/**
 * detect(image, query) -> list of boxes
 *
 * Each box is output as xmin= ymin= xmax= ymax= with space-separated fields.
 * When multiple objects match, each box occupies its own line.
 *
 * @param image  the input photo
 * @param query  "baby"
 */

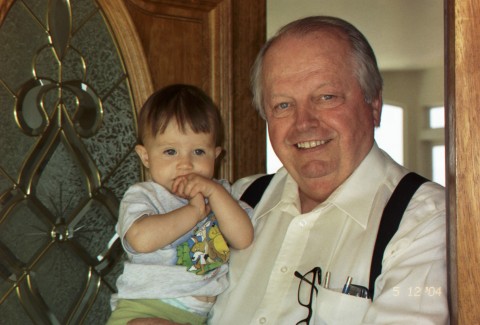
xmin=107 ymin=84 xmax=254 ymax=325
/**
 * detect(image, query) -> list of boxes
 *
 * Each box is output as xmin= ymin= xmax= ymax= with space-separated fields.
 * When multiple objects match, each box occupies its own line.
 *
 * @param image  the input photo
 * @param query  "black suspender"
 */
xmin=240 ymin=174 xmax=274 ymax=208
xmin=368 ymin=172 xmax=428 ymax=298
xmin=240 ymin=172 xmax=428 ymax=300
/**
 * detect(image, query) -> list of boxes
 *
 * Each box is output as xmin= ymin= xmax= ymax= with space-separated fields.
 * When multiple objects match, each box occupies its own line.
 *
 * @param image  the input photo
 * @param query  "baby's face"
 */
xmin=135 ymin=120 xmax=221 ymax=191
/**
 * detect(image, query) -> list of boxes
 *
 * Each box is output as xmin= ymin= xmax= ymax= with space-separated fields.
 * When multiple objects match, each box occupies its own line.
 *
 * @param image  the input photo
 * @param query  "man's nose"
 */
xmin=295 ymin=103 xmax=319 ymax=130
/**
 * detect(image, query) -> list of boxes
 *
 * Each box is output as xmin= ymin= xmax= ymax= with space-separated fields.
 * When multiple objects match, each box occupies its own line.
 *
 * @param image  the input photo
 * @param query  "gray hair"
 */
xmin=251 ymin=16 xmax=383 ymax=119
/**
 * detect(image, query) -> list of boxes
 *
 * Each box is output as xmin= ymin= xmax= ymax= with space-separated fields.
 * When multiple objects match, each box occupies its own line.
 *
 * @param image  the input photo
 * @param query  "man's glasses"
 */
xmin=294 ymin=267 xmax=322 ymax=325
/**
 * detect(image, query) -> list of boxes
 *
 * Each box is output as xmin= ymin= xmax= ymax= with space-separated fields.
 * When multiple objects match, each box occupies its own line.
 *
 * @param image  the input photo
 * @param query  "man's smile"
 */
xmin=295 ymin=139 xmax=330 ymax=149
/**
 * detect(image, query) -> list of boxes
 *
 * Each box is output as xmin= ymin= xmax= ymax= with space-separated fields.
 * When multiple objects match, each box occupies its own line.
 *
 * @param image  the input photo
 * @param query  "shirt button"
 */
xmin=259 ymin=317 xmax=267 ymax=324
xmin=298 ymin=220 xmax=307 ymax=227
xmin=281 ymin=266 xmax=288 ymax=273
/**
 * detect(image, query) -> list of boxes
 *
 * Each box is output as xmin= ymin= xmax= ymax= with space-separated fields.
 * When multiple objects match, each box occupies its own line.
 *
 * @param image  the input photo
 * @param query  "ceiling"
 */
xmin=267 ymin=0 xmax=444 ymax=71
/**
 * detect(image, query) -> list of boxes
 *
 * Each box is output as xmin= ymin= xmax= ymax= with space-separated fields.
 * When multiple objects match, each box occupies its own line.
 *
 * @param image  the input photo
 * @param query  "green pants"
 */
xmin=106 ymin=299 xmax=207 ymax=325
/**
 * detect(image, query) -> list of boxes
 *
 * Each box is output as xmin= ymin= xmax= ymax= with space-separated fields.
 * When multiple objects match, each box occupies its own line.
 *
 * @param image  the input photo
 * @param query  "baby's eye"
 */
xmin=194 ymin=149 xmax=206 ymax=156
xmin=163 ymin=149 xmax=176 ymax=156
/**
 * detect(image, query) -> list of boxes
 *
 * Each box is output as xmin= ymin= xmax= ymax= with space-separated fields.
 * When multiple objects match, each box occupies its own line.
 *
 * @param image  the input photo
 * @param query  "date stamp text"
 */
xmin=392 ymin=286 xmax=442 ymax=297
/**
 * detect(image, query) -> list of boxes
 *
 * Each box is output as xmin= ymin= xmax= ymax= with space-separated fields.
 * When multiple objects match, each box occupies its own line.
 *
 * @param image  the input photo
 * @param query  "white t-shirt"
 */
xmin=111 ymin=179 xmax=252 ymax=309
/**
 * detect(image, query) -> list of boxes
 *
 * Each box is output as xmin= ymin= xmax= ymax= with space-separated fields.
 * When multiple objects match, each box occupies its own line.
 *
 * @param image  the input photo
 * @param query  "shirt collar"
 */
xmin=255 ymin=143 xmax=388 ymax=228
xmin=254 ymin=168 xmax=300 ymax=221
xmin=324 ymin=143 xmax=388 ymax=228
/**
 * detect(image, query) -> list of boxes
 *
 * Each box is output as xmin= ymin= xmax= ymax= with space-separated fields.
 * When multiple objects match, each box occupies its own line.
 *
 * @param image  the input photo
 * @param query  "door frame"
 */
xmin=445 ymin=0 xmax=480 ymax=324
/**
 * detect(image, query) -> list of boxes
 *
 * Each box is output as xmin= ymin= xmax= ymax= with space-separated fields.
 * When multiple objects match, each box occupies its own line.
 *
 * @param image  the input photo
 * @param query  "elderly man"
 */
xmin=210 ymin=16 xmax=448 ymax=324
xmin=128 ymin=16 xmax=448 ymax=325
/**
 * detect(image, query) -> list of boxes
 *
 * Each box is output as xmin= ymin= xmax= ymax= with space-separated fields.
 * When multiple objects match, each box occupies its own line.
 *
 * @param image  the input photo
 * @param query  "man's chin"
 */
xmin=297 ymin=160 xmax=334 ymax=179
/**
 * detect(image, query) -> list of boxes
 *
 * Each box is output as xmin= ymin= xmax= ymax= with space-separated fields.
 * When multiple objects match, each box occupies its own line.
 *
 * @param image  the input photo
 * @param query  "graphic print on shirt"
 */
xmin=176 ymin=213 xmax=230 ymax=275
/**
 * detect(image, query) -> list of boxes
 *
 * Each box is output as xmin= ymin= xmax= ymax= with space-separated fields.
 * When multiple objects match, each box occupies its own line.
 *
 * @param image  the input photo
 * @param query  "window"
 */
xmin=422 ymin=106 xmax=445 ymax=186
xmin=429 ymin=106 xmax=445 ymax=128
xmin=266 ymin=130 xmax=283 ymax=173
xmin=375 ymin=104 xmax=404 ymax=164
xmin=432 ymin=145 xmax=445 ymax=186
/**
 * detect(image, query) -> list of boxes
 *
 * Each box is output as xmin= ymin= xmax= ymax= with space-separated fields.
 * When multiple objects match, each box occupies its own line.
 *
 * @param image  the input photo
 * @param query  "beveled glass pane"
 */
xmin=73 ymin=198 xmax=117 ymax=259
xmin=0 ymin=83 xmax=37 ymax=179
xmin=0 ymin=201 xmax=51 ymax=263
xmin=0 ymin=293 xmax=35 ymax=325
xmin=35 ymin=139 xmax=89 ymax=221
xmin=22 ymin=0 xmax=49 ymax=27
xmin=0 ymin=0 xmax=141 ymax=322
xmin=0 ymin=2 xmax=48 ymax=89
xmin=70 ymin=10 xmax=125 ymax=99
xmin=34 ymin=244 xmax=90 ymax=322
xmin=83 ymin=81 xmax=137 ymax=181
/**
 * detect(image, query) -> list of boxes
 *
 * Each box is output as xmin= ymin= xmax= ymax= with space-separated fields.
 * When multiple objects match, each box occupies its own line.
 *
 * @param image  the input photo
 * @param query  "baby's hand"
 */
xmin=172 ymin=176 xmax=189 ymax=199
xmin=173 ymin=174 xmax=218 ymax=199
xmin=173 ymin=175 xmax=211 ymax=221
xmin=189 ymin=193 xmax=211 ymax=221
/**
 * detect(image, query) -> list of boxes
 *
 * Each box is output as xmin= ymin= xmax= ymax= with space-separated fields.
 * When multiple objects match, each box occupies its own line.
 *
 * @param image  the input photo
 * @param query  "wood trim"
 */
xmin=98 ymin=0 xmax=154 ymax=112
xmin=122 ymin=0 xmax=234 ymax=178
xmin=445 ymin=0 xmax=457 ymax=321
xmin=231 ymin=0 xmax=267 ymax=180
xmin=210 ymin=0 xmax=234 ymax=181
xmin=446 ymin=0 xmax=480 ymax=323
xmin=120 ymin=0 xmax=266 ymax=181
xmin=0 ymin=0 xmax=14 ymax=24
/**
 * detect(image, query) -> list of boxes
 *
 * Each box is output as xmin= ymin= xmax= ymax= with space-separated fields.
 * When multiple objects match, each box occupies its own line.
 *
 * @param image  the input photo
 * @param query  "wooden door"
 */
xmin=124 ymin=0 xmax=267 ymax=182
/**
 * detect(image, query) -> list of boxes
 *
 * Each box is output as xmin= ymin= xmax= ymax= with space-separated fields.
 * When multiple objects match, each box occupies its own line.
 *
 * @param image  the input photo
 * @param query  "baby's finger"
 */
xmin=173 ymin=177 xmax=187 ymax=196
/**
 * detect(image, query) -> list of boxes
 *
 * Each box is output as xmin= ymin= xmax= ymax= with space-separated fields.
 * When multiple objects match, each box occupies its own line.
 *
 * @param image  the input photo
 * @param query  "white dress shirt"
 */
xmin=210 ymin=144 xmax=448 ymax=324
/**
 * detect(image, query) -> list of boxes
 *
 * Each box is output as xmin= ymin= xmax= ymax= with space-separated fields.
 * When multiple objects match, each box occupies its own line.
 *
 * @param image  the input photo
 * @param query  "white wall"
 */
xmin=382 ymin=67 xmax=444 ymax=175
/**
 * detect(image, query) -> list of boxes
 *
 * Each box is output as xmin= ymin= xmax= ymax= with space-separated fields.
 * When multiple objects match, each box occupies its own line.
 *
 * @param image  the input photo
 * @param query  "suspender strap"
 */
xmin=240 ymin=174 xmax=274 ymax=208
xmin=240 ymin=171 xmax=429 ymax=300
xmin=368 ymin=172 xmax=428 ymax=299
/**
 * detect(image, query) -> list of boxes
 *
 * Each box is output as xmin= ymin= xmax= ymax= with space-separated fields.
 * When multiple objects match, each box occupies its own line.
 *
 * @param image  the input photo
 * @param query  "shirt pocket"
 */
xmin=314 ymin=286 xmax=371 ymax=325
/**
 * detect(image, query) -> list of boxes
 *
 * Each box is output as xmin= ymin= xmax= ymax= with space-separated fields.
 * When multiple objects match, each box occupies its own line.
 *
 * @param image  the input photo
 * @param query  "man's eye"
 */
xmin=164 ymin=149 xmax=176 ymax=155
xmin=315 ymin=94 xmax=344 ymax=109
xmin=271 ymin=101 xmax=294 ymax=118
xmin=277 ymin=102 xmax=290 ymax=110
xmin=322 ymin=95 xmax=335 ymax=101
xmin=194 ymin=149 xmax=206 ymax=155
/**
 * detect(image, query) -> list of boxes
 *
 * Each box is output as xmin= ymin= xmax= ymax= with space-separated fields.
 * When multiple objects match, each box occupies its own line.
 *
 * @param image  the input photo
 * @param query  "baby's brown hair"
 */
xmin=137 ymin=84 xmax=224 ymax=147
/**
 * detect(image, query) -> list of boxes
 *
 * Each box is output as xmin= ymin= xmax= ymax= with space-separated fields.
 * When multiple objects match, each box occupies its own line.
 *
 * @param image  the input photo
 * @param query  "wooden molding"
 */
xmin=98 ymin=0 xmax=154 ymax=112
xmin=446 ymin=0 xmax=480 ymax=323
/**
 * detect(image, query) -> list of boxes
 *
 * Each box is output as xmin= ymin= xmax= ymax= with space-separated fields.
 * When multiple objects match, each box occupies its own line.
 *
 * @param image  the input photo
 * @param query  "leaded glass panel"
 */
xmin=0 ymin=0 xmax=140 ymax=323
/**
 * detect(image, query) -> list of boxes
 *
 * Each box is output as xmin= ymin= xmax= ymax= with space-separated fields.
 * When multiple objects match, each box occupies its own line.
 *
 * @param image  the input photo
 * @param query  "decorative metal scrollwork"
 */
xmin=0 ymin=0 xmax=140 ymax=323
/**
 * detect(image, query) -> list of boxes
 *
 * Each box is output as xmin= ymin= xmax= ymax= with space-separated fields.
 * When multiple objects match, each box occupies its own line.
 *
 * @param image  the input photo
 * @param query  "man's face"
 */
xmin=263 ymin=30 xmax=381 ymax=212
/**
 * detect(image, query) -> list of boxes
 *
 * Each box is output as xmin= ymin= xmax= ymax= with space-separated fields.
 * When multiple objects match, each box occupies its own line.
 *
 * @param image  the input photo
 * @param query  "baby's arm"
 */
xmin=173 ymin=174 xmax=253 ymax=249
xmin=125 ymin=193 xmax=207 ymax=253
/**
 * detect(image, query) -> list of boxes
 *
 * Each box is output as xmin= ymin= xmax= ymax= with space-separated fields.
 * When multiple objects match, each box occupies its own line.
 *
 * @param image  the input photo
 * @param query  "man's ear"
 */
xmin=135 ymin=144 xmax=150 ymax=168
xmin=371 ymin=93 xmax=383 ymax=127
